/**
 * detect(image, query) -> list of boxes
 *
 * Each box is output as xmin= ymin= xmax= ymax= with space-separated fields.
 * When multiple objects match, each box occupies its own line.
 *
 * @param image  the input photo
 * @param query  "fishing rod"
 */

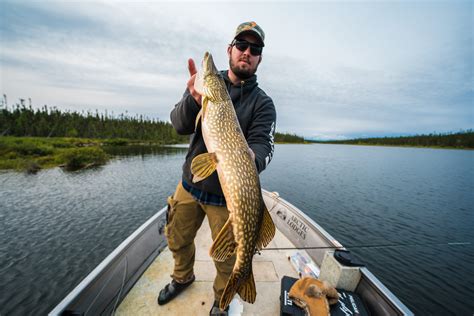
xmin=262 ymin=241 xmax=471 ymax=251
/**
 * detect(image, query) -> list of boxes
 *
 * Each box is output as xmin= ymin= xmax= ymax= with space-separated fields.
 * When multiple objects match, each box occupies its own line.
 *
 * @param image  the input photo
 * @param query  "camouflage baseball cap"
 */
xmin=234 ymin=21 xmax=265 ymax=47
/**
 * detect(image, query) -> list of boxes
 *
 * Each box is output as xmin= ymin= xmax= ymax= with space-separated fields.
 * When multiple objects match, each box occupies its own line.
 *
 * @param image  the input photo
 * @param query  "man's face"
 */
xmin=228 ymin=34 xmax=262 ymax=80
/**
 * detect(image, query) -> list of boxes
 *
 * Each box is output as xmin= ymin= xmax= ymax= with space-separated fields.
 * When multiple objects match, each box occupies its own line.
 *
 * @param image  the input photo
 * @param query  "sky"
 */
xmin=0 ymin=0 xmax=472 ymax=140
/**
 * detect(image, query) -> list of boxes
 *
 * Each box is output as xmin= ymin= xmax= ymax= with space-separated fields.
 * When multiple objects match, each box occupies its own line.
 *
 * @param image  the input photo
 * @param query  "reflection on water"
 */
xmin=1 ymin=144 xmax=473 ymax=315
xmin=103 ymin=144 xmax=189 ymax=157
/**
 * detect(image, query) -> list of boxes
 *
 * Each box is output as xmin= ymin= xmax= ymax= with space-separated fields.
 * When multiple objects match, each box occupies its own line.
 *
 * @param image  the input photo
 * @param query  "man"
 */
xmin=158 ymin=21 xmax=276 ymax=315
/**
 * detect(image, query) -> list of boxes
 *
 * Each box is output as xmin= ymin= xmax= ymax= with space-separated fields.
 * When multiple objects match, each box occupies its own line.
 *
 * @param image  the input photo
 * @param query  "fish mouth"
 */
xmin=203 ymin=52 xmax=219 ymax=75
xmin=194 ymin=51 xmax=219 ymax=96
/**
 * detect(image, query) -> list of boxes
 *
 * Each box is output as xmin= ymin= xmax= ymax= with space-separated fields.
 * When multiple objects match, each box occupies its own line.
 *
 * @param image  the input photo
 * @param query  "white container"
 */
xmin=318 ymin=251 xmax=361 ymax=291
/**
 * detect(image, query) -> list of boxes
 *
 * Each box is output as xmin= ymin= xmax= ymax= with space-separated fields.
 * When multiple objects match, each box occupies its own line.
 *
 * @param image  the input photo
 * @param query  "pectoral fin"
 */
xmin=194 ymin=98 xmax=208 ymax=131
xmin=191 ymin=152 xmax=218 ymax=183
xmin=209 ymin=218 xmax=236 ymax=262
xmin=256 ymin=203 xmax=276 ymax=250
xmin=202 ymin=96 xmax=208 ymax=114
xmin=195 ymin=108 xmax=202 ymax=131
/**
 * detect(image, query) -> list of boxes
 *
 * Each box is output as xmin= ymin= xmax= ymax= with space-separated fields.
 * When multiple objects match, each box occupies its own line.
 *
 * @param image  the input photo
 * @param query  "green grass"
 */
xmin=58 ymin=147 xmax=108 ymax=171
xmin=0 ymin=137 xmax=110 ymax=171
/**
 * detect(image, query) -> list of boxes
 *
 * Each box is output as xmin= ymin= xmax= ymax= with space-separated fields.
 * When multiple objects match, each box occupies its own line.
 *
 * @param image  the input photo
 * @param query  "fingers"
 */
xmin=187 ymin=58 xmax=201 ymax=105
xmin=188 ymin=58 xmax=197 ymax=77
xmin=187 ymin=74 xmax=202 ymax=106
xmin=187 ymin=74 xmax=197 ymax=94
xmin=187 ymin=73 xmax=196 ymax=87
xmin=248 ymin=148 xmax=255 ymax=161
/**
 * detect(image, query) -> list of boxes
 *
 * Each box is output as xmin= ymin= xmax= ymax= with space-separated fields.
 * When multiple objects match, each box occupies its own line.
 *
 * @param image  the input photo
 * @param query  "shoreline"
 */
xmin=309 ymin=142 xmax=473 ymax=150
xmin=0 ymin=136 xmax=308 ymax=172
xmin=0 ymin=136 xmax=181 ymax=172
xmin=3 ymin=136 xmax=470 ymax=172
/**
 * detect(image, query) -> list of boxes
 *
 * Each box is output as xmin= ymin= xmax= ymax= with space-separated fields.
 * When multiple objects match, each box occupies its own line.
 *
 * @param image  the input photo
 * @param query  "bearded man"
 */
xmin=159 ymin=21 xmax=276 ymax=316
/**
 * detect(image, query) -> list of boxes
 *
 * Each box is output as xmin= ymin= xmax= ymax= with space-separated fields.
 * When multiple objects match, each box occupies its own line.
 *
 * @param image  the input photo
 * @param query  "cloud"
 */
xmin=1 ymin=1 xmax=472 ymax=139
xmin=1 ymin=1 xmax=206 ymax=118
xmin=261 ymin=24 xmax=473 ymax=138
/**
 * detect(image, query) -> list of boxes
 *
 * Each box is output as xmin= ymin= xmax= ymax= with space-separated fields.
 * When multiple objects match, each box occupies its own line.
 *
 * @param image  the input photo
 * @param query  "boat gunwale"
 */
xmin=262 ymin=190 xmax=413 ymax=316
xmin=263 ymin=190 xmax=342 ymax=247
xmin=359 ymin=267 xmax=414 ymax=316
xmin=48 ymin=206 xmax=168 ymax=315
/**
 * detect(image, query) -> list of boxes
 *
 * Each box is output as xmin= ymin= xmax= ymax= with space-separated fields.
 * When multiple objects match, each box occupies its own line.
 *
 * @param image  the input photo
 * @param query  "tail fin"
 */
xmin=237 ymin=271 xmax=256 ymax=303
xmin=219 ymin=270 xmax=256 ymax=310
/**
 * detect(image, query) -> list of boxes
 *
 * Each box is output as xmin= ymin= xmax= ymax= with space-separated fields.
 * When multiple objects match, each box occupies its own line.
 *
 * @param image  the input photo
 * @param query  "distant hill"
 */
xmin=307 ymin=130 xmax=474 ymax=149
xmin=1 ymin=103 xmax=309 ymax=144
xmin=274 ymin=132 xmax=305 ymax=143
xmin=0 ymin=104 xmax=187 ymax=143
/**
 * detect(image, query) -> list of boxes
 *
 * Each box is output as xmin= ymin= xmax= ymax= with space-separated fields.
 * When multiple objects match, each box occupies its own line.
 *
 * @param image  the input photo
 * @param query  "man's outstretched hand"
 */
xmin=187 ymin=58 xmax=202 ymax=106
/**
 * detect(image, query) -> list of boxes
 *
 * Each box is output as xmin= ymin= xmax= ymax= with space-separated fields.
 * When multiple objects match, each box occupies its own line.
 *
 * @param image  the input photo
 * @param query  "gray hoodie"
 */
xmin=170 ymin=70 xmax=276 ymax=196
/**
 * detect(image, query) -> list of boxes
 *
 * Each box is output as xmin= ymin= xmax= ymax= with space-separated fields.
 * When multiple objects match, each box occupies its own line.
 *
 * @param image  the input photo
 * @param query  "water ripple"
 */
xmin=1 ymin=144 xmax=473 ymax=315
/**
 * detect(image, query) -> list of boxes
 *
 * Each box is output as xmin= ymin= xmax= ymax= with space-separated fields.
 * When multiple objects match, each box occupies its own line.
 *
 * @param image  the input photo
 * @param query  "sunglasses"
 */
xmin=232 ymin=40 xmax=263 ymax=56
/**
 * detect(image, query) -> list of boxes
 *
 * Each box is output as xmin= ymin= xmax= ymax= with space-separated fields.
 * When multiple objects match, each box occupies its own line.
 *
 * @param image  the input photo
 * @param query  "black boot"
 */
xmin=209 ymin=300 xmax=230 ymax=316
xmin=157 ymin=275 xmax=195 ymax=305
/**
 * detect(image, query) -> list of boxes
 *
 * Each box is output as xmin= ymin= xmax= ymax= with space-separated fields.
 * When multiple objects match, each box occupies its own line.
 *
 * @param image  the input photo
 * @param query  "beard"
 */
xmin=229 ymin=58 xmax=259 ymax=80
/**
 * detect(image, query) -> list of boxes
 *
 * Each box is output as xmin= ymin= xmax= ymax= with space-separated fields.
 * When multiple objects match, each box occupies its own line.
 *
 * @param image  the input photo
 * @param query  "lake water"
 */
xmin=0 ymin=144 xmax=473 ymax=315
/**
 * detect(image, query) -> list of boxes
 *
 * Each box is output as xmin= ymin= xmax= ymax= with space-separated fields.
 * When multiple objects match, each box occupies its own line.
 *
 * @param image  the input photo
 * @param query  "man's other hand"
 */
xmin=248 ymin=148 xmax=255 ymax=162
xmin=187 ymin=59 xmax=202 ymax=106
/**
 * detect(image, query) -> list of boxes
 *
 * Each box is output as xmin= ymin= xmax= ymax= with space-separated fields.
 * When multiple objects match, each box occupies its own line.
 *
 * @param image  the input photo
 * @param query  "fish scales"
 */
xmin=192 ymin=52 xmax=275 ymax=311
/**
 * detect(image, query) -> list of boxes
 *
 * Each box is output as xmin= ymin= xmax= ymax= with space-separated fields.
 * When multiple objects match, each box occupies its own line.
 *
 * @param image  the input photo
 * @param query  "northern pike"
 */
xmin=192 ymin=52 xmax=276 ymax=310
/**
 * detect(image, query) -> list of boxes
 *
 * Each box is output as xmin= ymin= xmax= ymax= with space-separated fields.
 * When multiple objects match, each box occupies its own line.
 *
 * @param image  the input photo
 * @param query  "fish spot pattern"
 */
xmin=201 ymin=58 xmax=267 ymax=304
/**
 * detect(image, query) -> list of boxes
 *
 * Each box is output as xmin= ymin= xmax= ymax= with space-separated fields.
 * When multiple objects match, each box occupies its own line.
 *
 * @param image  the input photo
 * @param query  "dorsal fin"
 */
xmin=256 ymin=202 xmax=276 ymax=250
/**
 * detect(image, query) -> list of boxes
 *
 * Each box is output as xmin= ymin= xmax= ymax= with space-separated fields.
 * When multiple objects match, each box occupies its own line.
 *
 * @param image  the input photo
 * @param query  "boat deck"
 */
xmin=116 ymin=217 xmax=300 ymax=315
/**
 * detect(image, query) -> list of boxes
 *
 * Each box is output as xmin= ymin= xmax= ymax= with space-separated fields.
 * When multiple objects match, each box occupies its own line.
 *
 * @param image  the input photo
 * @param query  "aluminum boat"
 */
xmin=50 ymin=190 xmax=413 ymax=315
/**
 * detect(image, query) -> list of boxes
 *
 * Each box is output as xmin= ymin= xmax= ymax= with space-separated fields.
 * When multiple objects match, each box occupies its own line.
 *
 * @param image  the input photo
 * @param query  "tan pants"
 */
xmin=165 ymin=182 xmax=236 ymax=301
